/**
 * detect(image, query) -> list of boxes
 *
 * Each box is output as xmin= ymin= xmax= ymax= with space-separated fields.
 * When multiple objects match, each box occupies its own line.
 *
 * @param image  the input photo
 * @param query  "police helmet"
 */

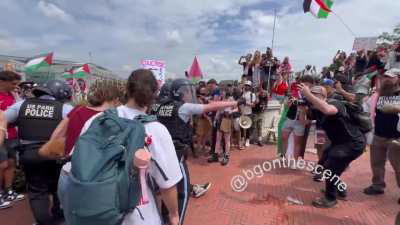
xmin=159 ymin=80 xmax=173 ymax=99
xmin=170 ymin=78 xmax=197 ymax=103
xmin=32 ymin=80 xmax=72 ymax=102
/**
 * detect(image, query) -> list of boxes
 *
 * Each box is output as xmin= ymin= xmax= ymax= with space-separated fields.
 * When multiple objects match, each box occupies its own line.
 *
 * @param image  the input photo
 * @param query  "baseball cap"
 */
xmin=383 ymin=68 xmax=400 ymax=78
xmin=322 ymin=79 xmax=334 ymax=87
xmin=310 ymin=86 xmax=327 ymax=98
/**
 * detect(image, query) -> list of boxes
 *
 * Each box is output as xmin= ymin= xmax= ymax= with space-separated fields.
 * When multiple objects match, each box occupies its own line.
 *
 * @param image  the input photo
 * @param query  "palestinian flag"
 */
xmin=303 ymin=0 xmax=334 ymax=19
xmin=72 ymin=64 xmax=91 ymax=78
xmin=24 ymin=53 xmax=53 ymax=73
xmin=277 ymin=102 xmax=289 ymax=156
xmin=188 ymin=56 xmax=203 ymax=84
xmin=62 ymin=69 xmax=74 ymax=79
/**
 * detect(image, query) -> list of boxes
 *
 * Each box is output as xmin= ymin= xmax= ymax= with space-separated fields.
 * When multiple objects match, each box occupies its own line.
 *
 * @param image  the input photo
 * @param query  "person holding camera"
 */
xmin=281 ymin=75 xmax=314 ymax=160
xmin=239 ymin=54 xmax=253 ymax=80
xmin=298 ymin=84 xmax=365 ymax=208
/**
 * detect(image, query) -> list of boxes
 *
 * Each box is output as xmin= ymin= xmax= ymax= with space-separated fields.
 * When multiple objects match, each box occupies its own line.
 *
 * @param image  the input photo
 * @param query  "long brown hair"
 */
xmin=126 ymin=69 xmax=159 ymax=108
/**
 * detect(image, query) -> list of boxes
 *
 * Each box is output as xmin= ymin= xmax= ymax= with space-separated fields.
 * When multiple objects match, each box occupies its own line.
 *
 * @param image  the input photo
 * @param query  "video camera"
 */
xmin=292 ymin=98 xmax=309 ymax=106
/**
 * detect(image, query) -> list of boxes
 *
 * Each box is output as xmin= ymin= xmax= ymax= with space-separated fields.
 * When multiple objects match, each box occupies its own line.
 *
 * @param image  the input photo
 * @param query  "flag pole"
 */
xmin=332 ymin=11 xmax=356 ymax=37
xmin=267 ymin=8 xmax=277 ymax=95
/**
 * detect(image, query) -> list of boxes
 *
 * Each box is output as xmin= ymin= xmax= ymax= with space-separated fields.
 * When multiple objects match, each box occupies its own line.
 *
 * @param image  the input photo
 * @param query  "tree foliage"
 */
xmin=379 ymin=24 xmax=400 ymax=43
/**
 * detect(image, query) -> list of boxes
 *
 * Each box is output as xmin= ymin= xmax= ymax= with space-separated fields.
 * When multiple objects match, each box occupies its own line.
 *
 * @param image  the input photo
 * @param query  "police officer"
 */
xmin=155 ymin=78 xmax=242 ymax=224
xmin=0 ymin=80 xmax=73 ymax=225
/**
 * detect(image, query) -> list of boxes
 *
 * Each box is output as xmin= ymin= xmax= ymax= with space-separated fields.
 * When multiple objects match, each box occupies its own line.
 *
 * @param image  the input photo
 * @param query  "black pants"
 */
xmin=323 ymin=141 xmax=365 ymax=201
xmin=19 ymin=144 xmax=62 ymax=225
xmin=161 ymin=157 xmax=190 ymax=225
xmin=210 ymin=126 xmax=218 ymax=154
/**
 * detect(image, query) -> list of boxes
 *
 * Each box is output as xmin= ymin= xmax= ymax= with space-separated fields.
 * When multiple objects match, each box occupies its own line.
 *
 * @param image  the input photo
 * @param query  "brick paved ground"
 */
xmin=0 ymin=144 xmax=398 ymax=225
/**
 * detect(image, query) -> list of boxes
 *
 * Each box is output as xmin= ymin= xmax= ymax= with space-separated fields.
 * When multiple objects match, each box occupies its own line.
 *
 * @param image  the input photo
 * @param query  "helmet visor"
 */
xmin=177 ymin=85 xmax=198 ymax=104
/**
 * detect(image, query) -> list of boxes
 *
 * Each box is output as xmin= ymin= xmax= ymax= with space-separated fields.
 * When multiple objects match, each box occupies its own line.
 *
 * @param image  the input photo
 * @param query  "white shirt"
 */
xmin=240 ymin=91 xmax=256 ymax=115
xmin=117 ymin=106 xmax=183 ymax=225
xmin=63 ymin=105 xmax=183 ymax=225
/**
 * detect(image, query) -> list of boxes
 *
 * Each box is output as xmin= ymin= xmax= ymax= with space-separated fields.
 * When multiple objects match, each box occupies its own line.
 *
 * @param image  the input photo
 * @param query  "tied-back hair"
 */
xmin=126 ymin=69 xmax=159 ymax=108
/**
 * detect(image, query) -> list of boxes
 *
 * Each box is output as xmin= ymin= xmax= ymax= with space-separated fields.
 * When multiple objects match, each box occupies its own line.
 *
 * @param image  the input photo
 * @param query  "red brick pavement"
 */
xmin=0 ymin=144 xmax=398 ymax=225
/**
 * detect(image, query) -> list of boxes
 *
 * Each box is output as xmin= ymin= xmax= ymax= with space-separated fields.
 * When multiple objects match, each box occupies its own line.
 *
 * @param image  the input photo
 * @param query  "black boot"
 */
xmin=207 ymin=154 xmax=219 ymax=163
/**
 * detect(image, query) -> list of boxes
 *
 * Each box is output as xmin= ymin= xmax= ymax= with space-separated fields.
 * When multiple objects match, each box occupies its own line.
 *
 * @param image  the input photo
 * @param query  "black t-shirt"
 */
xmin=375 ymin=94 xmax=400 ymax=139
xmin=253 ymin=95 xmax=268 ymax=113
xmin=355 ymin=56 xmax=367 ymax=73
xmin=286 ymin=104 xmax=298 ymax=120
xmin=310 ymin=100 xmax=364 ymax=144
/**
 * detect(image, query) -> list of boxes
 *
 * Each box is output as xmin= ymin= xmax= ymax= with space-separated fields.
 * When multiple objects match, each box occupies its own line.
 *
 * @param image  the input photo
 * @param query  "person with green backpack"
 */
xmin=61 ymin=69 xmax=182 ymax=225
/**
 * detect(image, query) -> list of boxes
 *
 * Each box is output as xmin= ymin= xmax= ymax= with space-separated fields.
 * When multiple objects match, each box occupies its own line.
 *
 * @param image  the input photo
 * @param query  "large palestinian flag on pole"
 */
xmin=303 ymin=0 xmax=334 ymax=19
xmin=24 ymin=52 xmax=53 ymax=73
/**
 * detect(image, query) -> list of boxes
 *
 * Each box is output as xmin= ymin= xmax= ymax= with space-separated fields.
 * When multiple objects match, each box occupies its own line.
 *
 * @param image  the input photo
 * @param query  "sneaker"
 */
xmin=245 ymin=139 xmax=250 ymax=147
xmin=221 ymin=155 xmax=229 ymax=166
xmin=363 ymin=186 xmax=384 ymax=195
xmin=207 ymin=154 xmax=219 ymax=163
xmin=257 ymin=141 xmax=263 ymax=147
xmin=0 ymin=198 xmax=11 ymax=209
xmin=192 ymin=182 xmax=212 ymax=198
xmin=4 ymin=189 xmax=25 ymax=202
xmin=312 ymin=197 xmax=337 ymax=208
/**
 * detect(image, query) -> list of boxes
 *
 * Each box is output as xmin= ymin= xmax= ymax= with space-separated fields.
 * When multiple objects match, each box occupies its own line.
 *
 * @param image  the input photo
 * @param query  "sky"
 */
xmin=0 ymin=0 xmax=399 ymax=80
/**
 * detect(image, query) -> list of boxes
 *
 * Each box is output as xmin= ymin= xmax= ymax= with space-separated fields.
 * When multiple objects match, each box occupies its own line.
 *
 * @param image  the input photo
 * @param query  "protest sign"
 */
xmin=141 ymin=59 xmax=166 ymax=87
xmin=353 ymin=37 xmax=378 ymax=51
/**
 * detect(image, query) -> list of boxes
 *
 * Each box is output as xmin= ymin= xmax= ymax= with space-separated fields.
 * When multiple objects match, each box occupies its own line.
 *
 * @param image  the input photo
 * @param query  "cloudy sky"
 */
xmin=0 ymin=0 xmax=399 ymax=80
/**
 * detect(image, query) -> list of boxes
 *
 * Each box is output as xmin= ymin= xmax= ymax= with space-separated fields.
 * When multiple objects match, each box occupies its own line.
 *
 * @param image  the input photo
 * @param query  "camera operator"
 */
xmin=298 ymin=84 xmax=365 ymax=208
xmin=238 ymin=54 xmax=253 ymax=79
xmin=386 ymin=42 xmax=400 ymax=70
xmin=281 ymin=75 xmax=314 ymax=160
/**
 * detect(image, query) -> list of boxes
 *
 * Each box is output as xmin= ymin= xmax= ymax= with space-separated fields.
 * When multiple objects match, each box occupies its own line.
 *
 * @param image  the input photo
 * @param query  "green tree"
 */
xmin=379 ymin=24 xmax=400 ymax=43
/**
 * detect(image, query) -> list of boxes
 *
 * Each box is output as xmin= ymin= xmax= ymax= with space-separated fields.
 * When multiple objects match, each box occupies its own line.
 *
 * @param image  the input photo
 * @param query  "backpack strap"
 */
xmin=135 ymin=114 xmax=158 ymax=124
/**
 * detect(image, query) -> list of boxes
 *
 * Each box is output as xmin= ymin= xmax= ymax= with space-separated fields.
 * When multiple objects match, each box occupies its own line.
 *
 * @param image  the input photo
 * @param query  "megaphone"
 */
xmin=239 ymin=115 xmax=252 ymax=129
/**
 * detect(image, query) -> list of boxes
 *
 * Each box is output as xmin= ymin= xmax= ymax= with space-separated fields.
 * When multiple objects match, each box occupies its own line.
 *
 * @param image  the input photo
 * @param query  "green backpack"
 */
xmin=65 ymin=108 xmax=163 ymax=225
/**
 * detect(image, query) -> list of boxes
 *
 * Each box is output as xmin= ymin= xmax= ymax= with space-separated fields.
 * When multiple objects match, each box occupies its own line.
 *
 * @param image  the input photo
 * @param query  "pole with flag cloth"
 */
xmin=188 ymin=56 xmax=203 ymax=84
xmin=303 ymin=0 xmax=356 ymax=37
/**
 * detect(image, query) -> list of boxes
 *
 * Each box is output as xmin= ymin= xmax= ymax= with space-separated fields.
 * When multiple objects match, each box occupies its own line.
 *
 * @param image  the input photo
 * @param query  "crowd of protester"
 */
xmin=0 ymin=40 xmax=398 ymax=224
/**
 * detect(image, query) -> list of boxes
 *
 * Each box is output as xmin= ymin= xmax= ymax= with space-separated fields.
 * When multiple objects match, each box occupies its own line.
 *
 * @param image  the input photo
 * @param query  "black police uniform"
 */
xmin=16 ymin=97 xmax=64 ymax=225
xmin=155 ymin=98 xmax=192 ymax=225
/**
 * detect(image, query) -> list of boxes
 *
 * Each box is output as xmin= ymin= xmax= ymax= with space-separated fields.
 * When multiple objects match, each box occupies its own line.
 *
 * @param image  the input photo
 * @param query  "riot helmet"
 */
xmin=170 ymin=78 xmax=197 ymax=103
xmin=159 ymin=79 xmax=173 ymax=99
xmin=32 ymin=79 xmax=72 ymax=102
